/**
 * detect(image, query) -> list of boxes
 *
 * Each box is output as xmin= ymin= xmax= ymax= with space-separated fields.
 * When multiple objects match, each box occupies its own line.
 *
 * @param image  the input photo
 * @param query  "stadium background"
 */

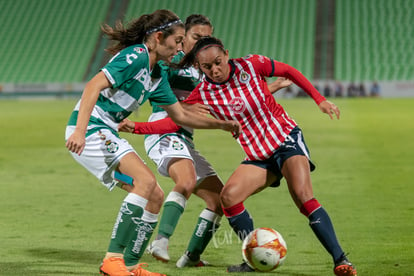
xmin=0 ymin=0 xmax=413 ymax=98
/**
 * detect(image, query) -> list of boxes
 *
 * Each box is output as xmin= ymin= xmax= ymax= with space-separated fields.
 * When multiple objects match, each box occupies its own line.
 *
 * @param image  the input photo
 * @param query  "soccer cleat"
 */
xmin=176 ymin=253 xmax=210 ymax=268
xmin=146 ymin=238 xmax=170 ymax=262
xmin=99 ymin=257 xmax=133 ymax=276
xmin=334 ymin=257 xmax=357 ymax=276
xmin=131 ymin=263 xmax=166 ymax=276
xmin=227 ymin=262 xmax=255 ymax=272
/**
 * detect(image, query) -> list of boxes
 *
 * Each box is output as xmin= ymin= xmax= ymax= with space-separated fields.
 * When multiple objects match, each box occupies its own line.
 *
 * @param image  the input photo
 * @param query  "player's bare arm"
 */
xmin=65 ymin=72 xmax=111 ymax=155
xmin=267 ymin=77 xmax=293 ymax=94
xmin=161 ymin=102 xmax=241 ymax=137
xmin=181 ymin=102 xmax=210 ymax=114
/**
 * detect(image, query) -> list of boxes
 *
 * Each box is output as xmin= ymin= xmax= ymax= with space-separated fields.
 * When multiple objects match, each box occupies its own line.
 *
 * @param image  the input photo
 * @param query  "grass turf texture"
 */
xmin=0 ymin=98 xmax=413 ymax=275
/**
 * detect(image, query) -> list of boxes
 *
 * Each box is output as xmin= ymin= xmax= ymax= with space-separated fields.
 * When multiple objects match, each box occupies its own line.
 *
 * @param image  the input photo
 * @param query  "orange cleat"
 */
xmin=334 ymin=259 xmax=357 ymax=276
xmin=99 ymin=257 xmax=133 ymax=276
xmin=131 ymin=263 xmax=166 ymax=276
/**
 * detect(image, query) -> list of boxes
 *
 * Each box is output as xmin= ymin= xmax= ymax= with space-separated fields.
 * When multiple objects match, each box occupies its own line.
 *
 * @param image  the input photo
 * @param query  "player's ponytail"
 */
xmin=177 ymin=36 xmax=225 ymax=68
xmin=102 ymin=9 xmax=183 ymax=55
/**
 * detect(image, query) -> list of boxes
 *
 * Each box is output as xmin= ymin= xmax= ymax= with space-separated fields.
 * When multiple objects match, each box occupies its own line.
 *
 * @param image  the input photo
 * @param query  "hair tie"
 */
xmin=146 ymin=19 xmax=182 ymax=35
xmin=195 ymin=44 xmax=224 ymax=56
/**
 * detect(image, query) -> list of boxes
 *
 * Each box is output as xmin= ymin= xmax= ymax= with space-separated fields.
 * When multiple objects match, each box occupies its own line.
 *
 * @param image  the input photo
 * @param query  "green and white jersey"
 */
xmin=148 ymin=51 xmax=201 ymax=141
xmin=67 ymin=44 xmax=178 ymax=137
xmin=162 ymin=51 xmax=202 ymax=100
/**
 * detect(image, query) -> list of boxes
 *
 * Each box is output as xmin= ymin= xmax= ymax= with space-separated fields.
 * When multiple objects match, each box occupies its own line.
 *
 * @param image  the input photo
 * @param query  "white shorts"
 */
xmin=65 ymin=126 xmax=137 ymax=190
xmin=145 ymin=134 xmax=216 ymax=184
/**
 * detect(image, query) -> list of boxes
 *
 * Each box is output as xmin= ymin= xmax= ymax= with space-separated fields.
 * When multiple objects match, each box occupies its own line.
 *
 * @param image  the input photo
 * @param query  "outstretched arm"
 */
xmin=119 ymin=117 xmax=181 ymax=135
xmin=273 ymin=61 xmax=340 ymax=119
xmin=267 ymin=77 xmax=293 ymax=94
xmin=164 ymin=102 xmax=241 ymax=136
xmin=273 ymin=61 xmax=326 ymax=105
xmin=119 ymin=102 xmax=242 ymax=138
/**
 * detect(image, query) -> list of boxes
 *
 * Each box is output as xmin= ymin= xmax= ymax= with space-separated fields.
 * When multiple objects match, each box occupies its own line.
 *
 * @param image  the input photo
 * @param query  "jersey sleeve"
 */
xmin=133 ymin=118 xmax=181 ymax=135
xmin=247 ymin=54 xmax=326 ymax=105
xmin=101 ymin=46 xmax=148 ymax=88
xmin=246 ymin=54 xmax=275 ymax=77
xmin=272 ymin=60 xmax=326 ymax=105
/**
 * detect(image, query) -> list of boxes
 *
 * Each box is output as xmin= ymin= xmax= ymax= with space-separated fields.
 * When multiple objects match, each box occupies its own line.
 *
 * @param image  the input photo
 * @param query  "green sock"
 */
xmin=186 ymin=209 xmax=221 ymax=261
xmin=124 ymin=210 xmax=158 ymax=266
xmin=158 ymin=191 xmax=186 ymax=238
xmin=107 ymin=193 xmax=147 ymax=253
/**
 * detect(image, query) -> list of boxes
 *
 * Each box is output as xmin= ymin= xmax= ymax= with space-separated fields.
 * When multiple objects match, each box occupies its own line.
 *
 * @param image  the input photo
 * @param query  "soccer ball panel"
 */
xmin=242 ymin=227 xmax=287 ymax=272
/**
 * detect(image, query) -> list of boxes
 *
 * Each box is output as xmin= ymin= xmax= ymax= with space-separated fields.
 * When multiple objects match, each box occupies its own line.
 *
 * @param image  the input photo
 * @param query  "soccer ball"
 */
xmin=242 ymin=227 xmax=287 ymax=272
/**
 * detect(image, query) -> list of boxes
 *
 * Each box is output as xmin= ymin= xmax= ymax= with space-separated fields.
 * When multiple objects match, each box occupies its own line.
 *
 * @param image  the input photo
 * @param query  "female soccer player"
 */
xmin=65 ymin=12 xmax=240 ymax=276
xmin=119 ymin=15 xmax=292 ymax=269
xmin=141 ymin=14 xmax=221 ymax=268
xmin=121 ymin=36 xmax=357 ymax=276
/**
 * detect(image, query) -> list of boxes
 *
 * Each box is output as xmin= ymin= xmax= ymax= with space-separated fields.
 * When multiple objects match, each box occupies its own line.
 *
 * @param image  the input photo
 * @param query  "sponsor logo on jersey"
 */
xmin=98 ymin=130 xmax=106 ymax=140
xmin=105 ymin=140 xmax=119 ymax=153
xmin=239 ymin=71 xmax=251 ymax=83
xmin=229 ymin=97 xmax=246 ymax=114
xmin=134 ymin=47 xmax=146 ymax=54
xmin=258 ymin=55 xmax=266 ymax=63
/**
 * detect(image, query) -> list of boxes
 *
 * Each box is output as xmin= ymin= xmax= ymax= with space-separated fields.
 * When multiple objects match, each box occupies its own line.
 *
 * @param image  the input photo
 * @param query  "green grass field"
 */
xmin=1 ymin=97 xmax=413 ymax=275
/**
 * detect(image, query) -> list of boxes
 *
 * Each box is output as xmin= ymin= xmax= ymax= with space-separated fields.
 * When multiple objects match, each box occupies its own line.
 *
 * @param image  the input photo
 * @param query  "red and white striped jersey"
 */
xmin=185 ymin=54 xmax=324 ymax=161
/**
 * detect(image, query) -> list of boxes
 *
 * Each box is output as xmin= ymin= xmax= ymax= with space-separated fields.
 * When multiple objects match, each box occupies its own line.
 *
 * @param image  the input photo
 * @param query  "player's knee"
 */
xmin=220 ymin=183 xmax=239 ymax=207
xmin=150 ymin=186 xmax=165 ymax=208
xmin=130 ymin=174 xmax=158 ymax=195
xmin=175 ymin=179 xmax=196 ymax=199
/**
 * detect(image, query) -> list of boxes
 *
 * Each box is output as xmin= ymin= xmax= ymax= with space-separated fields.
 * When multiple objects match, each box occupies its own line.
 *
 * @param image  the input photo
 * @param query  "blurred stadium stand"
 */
xmin=0 ymin=0 xmax=111 ymax=83
xmin=335 ymin=0 xmax=414 ymax=81
xmin=0 ymin=0 xmax=413 ymax=97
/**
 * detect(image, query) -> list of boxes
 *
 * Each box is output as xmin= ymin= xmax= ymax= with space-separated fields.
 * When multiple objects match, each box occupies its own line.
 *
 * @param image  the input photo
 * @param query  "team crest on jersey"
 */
xmin=172 ymin=140 xmax=184 ymax=151
xmin=105 ymin=140 xmax=119 ymax=153
xmin=229 ymin=97 xmax=246 ymax=113
xmin=239 ymin=71 xmax=250 ymax=83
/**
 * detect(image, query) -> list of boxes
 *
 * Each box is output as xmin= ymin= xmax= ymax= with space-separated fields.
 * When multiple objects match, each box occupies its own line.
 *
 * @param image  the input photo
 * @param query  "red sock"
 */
xmin=300 ymin=198 xmax=321 ymax=217
xmin=222 ymin=202 xmax=245 ymax=218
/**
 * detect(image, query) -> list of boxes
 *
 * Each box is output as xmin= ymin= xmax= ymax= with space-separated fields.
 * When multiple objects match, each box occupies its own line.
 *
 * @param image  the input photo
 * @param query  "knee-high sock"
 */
xmin=157 ymin=191 xmax=187 ymax=239
xmin=301 ymin=198 xmax=344 ymax=262
xmin=223 ymin=202 xmax=254 ymax=241
xmin=185 ymin=208 xmax=221 ymax=261
xmin=124 ymin=210 xmax=158 ymax=266
xmin=107 ymin=193 xmax=147 ymax=254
